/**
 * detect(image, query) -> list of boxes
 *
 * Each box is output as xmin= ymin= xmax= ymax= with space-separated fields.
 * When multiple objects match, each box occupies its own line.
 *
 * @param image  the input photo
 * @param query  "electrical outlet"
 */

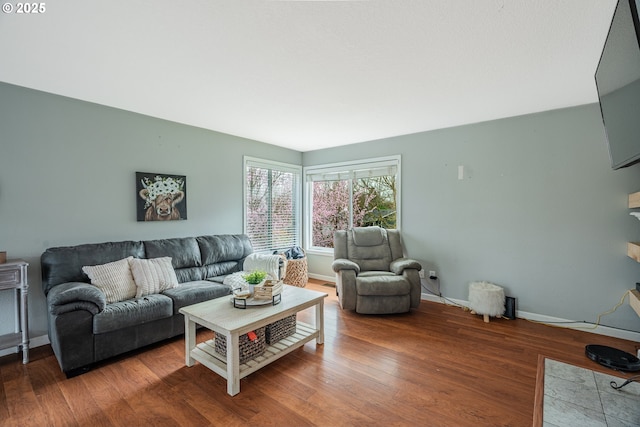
xmin=419 ymin=269 xmax=425 ymax=279
xmin=429 ymin=271 xmax=436 ymax=279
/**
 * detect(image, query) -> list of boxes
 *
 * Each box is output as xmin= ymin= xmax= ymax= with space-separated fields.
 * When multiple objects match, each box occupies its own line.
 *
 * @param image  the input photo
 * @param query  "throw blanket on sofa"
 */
xmin=243 ymin=253 xmax=284 ymax=280
xmin=223 ymin=253 xmax=285 ymax=290
xmin=223 ymin=272 xmax=249 ymax=290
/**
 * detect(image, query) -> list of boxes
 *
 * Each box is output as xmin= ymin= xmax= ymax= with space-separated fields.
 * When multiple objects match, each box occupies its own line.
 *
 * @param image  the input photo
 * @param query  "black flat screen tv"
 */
xmin=596 ymin=0 xmax=640 ymax=169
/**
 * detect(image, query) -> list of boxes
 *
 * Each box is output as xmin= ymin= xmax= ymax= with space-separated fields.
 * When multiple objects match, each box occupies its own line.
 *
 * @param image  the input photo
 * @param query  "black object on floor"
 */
xmin=585 ymin=344 xmax=640 ymax=371
xmin=504 ymin=296 xmax=516 ymax=320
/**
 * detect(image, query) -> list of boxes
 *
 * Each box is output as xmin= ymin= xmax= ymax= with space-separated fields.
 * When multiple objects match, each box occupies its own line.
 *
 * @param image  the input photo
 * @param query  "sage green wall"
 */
xmin=303 ymin=105 xmax=640 ymax=333
xmin=0 ymin=82 xmax=301 ymax=346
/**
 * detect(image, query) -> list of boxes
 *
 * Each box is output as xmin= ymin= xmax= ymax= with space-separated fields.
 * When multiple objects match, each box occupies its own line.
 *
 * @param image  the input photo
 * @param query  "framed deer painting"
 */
xmin=136 ymin=172 xmax=187 ymax=221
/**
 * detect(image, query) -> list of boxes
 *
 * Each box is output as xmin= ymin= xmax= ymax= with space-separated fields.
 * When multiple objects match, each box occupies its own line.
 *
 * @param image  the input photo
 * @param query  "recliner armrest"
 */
xmin=332 ymin=258 xmax=360 ymax=274
xmin=390 ymin=258 xmax=422 ymax=275
xmin=47 ymin=282 xmax=106 ymax=315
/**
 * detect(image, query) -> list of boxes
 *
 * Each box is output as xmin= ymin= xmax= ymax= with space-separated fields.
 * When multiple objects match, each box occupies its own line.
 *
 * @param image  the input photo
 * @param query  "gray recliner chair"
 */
xmin=332 ymin=226 xmax=422 ymax=314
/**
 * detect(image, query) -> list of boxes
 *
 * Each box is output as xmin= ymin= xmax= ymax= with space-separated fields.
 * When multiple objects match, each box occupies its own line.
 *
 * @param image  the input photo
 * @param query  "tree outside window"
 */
xmin=308 ymin=158 xmax=399 ymax=249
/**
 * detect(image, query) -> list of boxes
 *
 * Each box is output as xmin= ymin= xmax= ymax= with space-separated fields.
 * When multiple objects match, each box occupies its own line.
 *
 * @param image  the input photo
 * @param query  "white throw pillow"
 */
xmin=82 ymin=256 xmax=137 ymax=304
xmin=129 ymin=257 xmax=179 ymax=298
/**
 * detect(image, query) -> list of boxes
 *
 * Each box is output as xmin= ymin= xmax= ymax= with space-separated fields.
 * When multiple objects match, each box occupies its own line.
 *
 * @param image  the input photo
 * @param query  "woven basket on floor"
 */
xmin=214 ymin=327 xmax=266 ymax=364
xmin=265 ymin=315 xmax=297 ymax=344
xmin=283 ymin=250 xmax=307 ymax=287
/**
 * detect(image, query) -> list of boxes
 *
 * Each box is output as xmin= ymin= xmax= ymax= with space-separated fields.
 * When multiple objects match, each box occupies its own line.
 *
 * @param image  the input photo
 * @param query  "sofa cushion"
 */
xmin=174 ymin=266 xmax=207 ymax=283
xmin=93 ymin=294 xmax=173 ymax=334
xmin=352 ymin=226 xmax=385 ymax=246
xmin=202 ymin=262 xmax=241 ymax=279
xmin=356 ymin=275 xmax=411 ymax=296
xmin=41 ymin=241 xmax=145 ymax=294
xmin=356 ymin=294 xmax=411 ymax=314
xmin=82 ymin=257 xmax=137 ymax=304
xmin=207 ymin=276 xmax=226 ymax=284
xmin=129 ymin=257 xmax=179 ymax=297
xmin=358 ymin=271 xmax=396 ymax=278
xmin=162 ymin=280 xmax=232 ymax=314
xmin=197 ymin=235 xmax=252 ymax=265
xmin=143 ymin=237 xmax=202 ymax=269
xmin=346 ymin=229 xmax=393 ymax=272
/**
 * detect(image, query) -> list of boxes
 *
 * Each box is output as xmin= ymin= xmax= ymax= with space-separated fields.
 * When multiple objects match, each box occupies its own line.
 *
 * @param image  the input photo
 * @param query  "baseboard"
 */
xmin=421 ymin=293 xmax=640 ymax=343
xmin=308 ymin=272 xmax=335 ymax=283
xmin=0 ymin=334 xmax=50 ymax=358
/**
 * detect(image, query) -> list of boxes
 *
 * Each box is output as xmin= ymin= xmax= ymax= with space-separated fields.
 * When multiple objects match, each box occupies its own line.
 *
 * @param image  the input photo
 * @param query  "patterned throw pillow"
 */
xmin=129 ymin=257 xmax=179 ymax=298
xmin=82 ymin=256 xmax=137 ymax=303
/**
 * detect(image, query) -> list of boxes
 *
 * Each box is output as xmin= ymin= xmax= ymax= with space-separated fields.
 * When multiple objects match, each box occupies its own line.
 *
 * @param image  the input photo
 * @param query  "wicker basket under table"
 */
xmin=214 ymin=327 xmax=266 ymax=364
xmin=265 ymin=314 xmax=297 ymax=344
xmin=283 ymin=251 xmax=308 ymax=287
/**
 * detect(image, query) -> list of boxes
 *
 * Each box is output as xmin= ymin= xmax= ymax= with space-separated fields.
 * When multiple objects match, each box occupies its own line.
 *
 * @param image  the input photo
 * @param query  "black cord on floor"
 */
xmin=421 ymin=281 xmax=467 ymax=309
xmin=610 ymin=375 xmax=640 ymax=390
xmin=421 ymin=280 xmax=441 ymax=298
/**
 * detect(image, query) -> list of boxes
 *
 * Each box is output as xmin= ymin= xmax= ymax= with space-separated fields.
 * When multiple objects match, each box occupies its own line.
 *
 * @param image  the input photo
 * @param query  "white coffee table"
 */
xmin=179 ymin=284 xmax=327 ymax=396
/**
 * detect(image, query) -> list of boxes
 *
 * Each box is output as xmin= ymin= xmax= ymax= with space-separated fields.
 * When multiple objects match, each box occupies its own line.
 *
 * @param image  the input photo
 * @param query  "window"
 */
xmin=304 ymin=156 xmax=400 ymax=250
xmin=244 ymin=157 xmax=302 ymax=252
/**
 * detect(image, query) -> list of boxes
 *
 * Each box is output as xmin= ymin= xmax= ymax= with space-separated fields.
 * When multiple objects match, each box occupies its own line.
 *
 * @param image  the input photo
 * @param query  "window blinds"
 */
xmin=305 ymin=159 xmax=398 ymax=182
xmin=245 ymin=158 xmax=300 ymax=252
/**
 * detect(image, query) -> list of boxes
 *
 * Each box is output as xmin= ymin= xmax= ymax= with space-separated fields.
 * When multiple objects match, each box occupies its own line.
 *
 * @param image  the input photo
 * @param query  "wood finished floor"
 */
xmin=1 ymin=279 xmax=638 ymax=427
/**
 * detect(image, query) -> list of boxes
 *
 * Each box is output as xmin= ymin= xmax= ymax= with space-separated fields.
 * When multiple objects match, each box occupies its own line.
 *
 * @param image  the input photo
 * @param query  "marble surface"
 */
xmin=543 ymin=359 xmax=640 ymax=427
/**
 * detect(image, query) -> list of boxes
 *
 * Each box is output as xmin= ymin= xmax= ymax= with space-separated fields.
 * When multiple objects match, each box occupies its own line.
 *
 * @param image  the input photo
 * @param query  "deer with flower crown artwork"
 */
xmin=136 ymin=172 xmax=187 ymax=221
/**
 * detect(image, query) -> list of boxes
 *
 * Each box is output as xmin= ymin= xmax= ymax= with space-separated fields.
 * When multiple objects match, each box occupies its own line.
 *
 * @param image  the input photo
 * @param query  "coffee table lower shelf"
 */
xmin=190 ymin=322 xmax=317 ymax=380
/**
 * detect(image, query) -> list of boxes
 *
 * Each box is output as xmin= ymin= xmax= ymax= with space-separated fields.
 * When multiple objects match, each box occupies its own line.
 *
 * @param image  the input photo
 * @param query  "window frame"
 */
xmin=303 ymin=155 xmax=401 ymax=255
xmin=243 ymin=156 xmax=302 ymax=253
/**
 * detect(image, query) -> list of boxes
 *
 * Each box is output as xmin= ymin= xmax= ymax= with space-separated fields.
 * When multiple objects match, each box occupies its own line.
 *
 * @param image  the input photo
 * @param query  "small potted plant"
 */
xmin=243 ymin=270 xmax=267 ymax=295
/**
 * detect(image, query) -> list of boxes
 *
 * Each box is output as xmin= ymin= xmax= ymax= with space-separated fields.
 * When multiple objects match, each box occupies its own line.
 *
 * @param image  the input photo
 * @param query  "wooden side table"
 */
xmin=0 ymin=260 xmax=29 ymax=364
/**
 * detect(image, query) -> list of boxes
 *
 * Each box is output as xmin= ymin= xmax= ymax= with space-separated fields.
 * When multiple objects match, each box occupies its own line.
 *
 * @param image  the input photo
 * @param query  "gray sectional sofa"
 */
xmin=41 ymin=234 xmax=256 ymax=377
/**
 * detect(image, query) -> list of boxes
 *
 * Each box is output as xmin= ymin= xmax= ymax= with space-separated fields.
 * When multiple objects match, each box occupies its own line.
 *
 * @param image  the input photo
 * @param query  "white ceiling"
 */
xmin=0 ymin=0 xmax=618 ymax=152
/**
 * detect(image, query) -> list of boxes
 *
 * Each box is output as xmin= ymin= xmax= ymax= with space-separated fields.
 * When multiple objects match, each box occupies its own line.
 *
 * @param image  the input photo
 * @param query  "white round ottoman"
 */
xmin=468 ymin=281 xmax=505 ymax=323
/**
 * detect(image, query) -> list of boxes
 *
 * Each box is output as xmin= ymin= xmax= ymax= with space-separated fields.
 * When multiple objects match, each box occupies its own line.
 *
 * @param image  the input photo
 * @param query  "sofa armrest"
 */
xmin=331 ymin=258 xmax=360 ymax=274
xmin=47 ymin=282 xmax=106 ymax=315
xmin=390 ymin=258 xmax=422 ymax=275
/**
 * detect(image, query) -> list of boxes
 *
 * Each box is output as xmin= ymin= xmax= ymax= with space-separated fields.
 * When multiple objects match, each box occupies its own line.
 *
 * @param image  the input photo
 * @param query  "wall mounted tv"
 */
xmin=596 ymin=0 xmax=640 ymax=169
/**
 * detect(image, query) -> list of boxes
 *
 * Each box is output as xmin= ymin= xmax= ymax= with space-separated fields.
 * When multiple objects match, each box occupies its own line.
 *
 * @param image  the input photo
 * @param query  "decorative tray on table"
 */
xmin=231 ymin=280 xmax=283 ymax=309
xmin=231 ymin=294 xmax=282 ymax=309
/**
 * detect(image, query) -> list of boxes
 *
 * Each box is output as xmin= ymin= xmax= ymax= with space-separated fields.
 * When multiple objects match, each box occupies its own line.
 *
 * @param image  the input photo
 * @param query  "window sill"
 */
xmin=304 ymin=248 xmax=334 ymax=257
